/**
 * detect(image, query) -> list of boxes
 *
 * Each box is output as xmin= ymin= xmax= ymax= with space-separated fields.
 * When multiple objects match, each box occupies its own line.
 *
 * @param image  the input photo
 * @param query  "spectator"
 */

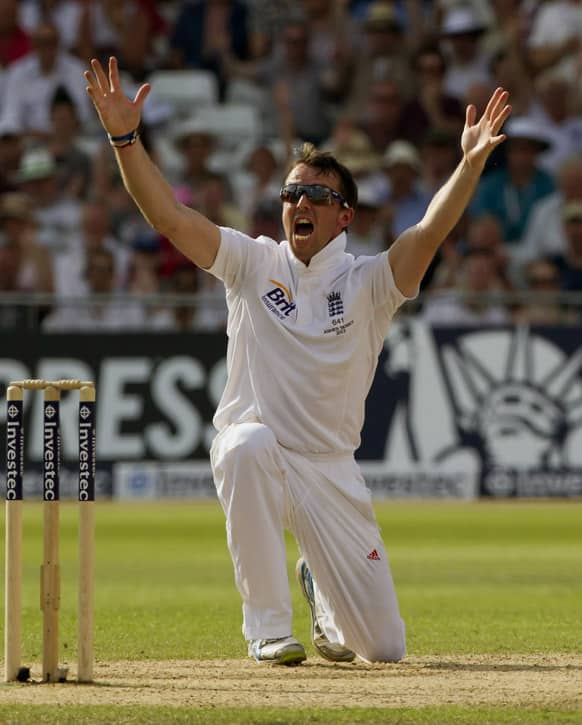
xmin=167 ymin=0 xmax=252 ymax=98
xmin=0 ymin=242 xmax=28 ymax=328
xmin=43 ymin=247 xmax=145 ymax=331
xmin=419 ymin=128 xmax=460 ymax=196
xmin=153 ymin=262 xmax=227 ymax=332
xmin=487 ymin=0 xmax=534 ymax=118
xmin=199 ymin=172 xmax=248 ymax=232
xmin=224 ymin=18 xmax=334 ymax=144
xmin=471 ymin=116 xmax=555 ymax=245
xmin=344 ymin=181 xmax=387 ymax=257
xmin=356 ymin=77 xmax=431 ymax=152
xmin=488 ymin=46 xmax=533 ymax=119
xmin=170 ymin=117 xmax=220 ymax=206
xmin=233 ymin=141 xmax=286 ymax=220
xmin=428 ymin=213 xmax=512 ymax=291
xmin=328 ymin=125 xmax=385 ymax=198
xmin=47 ymin=85 xmax=92 ymax=199
xmin=0 ymin=119 xmax=24 ymax=193
xmin=380 ymin=140 xmax=431 ymax=240
xmin=516 ymin=257 xmax=575 ymax=325
xmin=519 ymin=156 xmax=582 ymax=263
xmin=93 ymin=1 xmax=167 ymax=73
xmin=423 ymin=248 xmax=510 ymax=326
xmin=19 ymin=0 xmax=105 ymax=57
xmin=263 ymin=19 xmax=334 ymax=144
xmin=0 ymin=191 xmax=54 ymax=294
xmin=300 ymin=0 xmax=354 ymax=68
xmin=439 ymin=6 xmax=493 ymax=102
xmin=126 ymin=229 xmax=164 ymax=296
xmin=550 ymin=201 xmax=582 ymax=292
xmin=344 ymin=2 xmax=411 ymax=117
xmin=150 ymin=262 xmax=201 ymax=332
xmin=527 ymin=0 xmax=582 ymax=82
xmin=465 ymin=214 xmax=513 ymax=289
xmin=0 ymin=0 xmax=31 ymax=70
xmin=249 ymin=197 xmax=283 ymax=241
xmin=14 ymin=146 xmax=82 ymax=254
xmin=525 ymin=70 xmax=582 ymax=175
xmin=410 ymin=43 xmax=465 ymax=136
xmin=0 ymin=21 xmax=91 ymax=136
xmin=245 ymin=0 xmax=294 ymax=59
xmin=52 ymin=198 xmax=130 ymax=298
xmin=19 ymin=0 xmax=164 ymax=64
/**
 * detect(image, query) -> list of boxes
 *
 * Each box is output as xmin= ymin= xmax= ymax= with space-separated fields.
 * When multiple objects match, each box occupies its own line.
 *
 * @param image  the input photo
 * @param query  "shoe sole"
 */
xmin=295 ymin=560 xmax=355 ymax=663
xmin=252 ymin=649 xmax=306 ymax=666
xmin=275 ymin=650 xmax=307 ymax=666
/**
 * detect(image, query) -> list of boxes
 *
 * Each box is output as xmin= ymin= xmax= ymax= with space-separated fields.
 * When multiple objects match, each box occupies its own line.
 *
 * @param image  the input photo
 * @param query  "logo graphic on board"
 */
xmin=7 ymin=404 xmax=19 ymax=419
xmin=373 ymin=321 xmax=582 ymax=497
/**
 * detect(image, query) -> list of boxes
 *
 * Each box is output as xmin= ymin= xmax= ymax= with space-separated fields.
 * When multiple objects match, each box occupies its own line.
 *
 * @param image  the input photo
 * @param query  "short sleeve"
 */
xmin=206 ymin=227 xmax=278 ymax=291
xmin=371 ymin=250 xmax=417 ymax=311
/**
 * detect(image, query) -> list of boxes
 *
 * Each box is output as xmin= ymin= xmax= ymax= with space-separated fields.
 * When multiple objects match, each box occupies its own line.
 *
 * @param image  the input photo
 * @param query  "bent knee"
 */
xmin=219 ymin=423 xmax=278 ymax=467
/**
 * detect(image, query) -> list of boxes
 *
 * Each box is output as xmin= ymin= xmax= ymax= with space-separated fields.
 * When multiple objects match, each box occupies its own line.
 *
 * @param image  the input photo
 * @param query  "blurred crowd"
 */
xmin=1 ymin=0 xmax=582 ymax=331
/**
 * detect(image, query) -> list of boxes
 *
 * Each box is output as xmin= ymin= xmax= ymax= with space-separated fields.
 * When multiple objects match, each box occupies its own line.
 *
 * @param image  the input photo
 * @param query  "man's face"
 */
xmin=32 ymin=25 xmax=59 ymax=68
xmin=282 ymin=164 xmax=353 ymax=264
xmin=369 ymin=82 xmax=402 ymax=125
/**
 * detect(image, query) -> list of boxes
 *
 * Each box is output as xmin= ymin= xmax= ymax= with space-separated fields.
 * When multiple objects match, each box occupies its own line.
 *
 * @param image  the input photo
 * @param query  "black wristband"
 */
xmin=108 ymin=128 xmax=139 ymax=148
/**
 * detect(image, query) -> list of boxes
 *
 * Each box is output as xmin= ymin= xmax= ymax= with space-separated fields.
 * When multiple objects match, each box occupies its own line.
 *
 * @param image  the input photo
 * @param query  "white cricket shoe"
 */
xmin=248 ymin=636 xmax=306 ymax=665
xmin=295 ymin=558 xmax=356 ymax=663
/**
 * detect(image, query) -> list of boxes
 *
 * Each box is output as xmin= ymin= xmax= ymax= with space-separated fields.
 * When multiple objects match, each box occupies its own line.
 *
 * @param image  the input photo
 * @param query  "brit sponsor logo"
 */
xmin=261 ymin=280 xmax=296 ymax=320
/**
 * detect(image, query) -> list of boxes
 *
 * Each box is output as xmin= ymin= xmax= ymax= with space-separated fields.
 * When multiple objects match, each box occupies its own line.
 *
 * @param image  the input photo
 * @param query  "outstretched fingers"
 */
xmin=134 ymin=83 xmax=151 ymax=109
xmin=91 ymin=58 xmax=110 ymax=94
xmin=84 ymin=72 xmax=98 ymax=104
xmin=491 ymin=102 xmax=512 ymax=136
xmin=483 ymin=87 xmax=506 ymax=122
xmin=109 ymin=56 xmax=121 ymax=93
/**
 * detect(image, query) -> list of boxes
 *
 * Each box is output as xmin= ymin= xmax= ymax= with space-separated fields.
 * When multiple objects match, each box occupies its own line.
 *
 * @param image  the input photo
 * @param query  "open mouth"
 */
xmin=294 ymin=217 xmax=314 ymax=241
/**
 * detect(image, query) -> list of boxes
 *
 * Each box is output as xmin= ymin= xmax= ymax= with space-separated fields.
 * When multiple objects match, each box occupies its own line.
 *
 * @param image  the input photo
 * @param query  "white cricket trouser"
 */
xmin=210 ymin=421 xmax=406 ymax=663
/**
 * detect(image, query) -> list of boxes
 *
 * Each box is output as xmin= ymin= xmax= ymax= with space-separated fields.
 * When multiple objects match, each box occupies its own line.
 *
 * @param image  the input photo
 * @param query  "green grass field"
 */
xmin=1 ymin=500 xmax=582 ymax=723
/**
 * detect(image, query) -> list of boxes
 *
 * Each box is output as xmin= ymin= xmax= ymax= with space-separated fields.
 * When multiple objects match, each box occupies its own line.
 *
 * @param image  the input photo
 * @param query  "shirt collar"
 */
xmin=284 ymin=231 xmax=347 ymax=274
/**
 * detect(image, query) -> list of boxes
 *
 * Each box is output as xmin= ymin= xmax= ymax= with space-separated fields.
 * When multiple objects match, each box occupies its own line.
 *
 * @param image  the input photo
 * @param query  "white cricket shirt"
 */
xmin=208 ymin=227 xmax=409 ymax=455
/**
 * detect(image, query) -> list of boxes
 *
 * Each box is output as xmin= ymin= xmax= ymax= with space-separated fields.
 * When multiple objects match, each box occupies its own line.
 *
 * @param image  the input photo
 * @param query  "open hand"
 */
xmin=461 ymin=87 xmax=511 ymax=169
xmin=84 ymin=56 xmax=150 ymax=137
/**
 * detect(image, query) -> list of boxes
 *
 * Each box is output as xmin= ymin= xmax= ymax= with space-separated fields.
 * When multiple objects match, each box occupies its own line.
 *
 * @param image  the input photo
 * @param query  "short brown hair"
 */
xmin=286 ymin=143 xmax=359 ymax=209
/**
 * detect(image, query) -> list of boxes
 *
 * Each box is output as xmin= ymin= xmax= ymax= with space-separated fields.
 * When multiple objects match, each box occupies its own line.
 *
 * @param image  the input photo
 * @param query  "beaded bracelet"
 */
xmin=108 ymin=128 xmax=139 ymax=148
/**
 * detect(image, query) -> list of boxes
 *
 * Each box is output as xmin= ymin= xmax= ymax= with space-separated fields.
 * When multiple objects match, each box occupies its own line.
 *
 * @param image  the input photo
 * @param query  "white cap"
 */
xmin=172 ymin=116 xmax=216 ymax=145
xmin=504 ymin=117 xmax=552 ymax=151
xmin=441 ymin=7 xmax=487 ymax=36
xmin=15 ymin=148 xmax=57 ymax=182
xmin=382 ymin=140 xmax=421 ymax=172
xmin=356 ymin=180 xmax=382 ymax=208
xmin=0 ymin=118 xmax=21 ymax=137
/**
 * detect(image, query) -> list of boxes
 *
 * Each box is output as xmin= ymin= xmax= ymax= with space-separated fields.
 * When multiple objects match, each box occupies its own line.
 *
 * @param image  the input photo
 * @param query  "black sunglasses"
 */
xmin=280 ymin=183 xmax=350 ymax=208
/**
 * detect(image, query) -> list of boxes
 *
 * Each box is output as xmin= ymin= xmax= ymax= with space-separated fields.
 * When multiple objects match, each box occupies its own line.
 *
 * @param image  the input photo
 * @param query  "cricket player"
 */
xmin=85 ymin=57 xmax=511 ymax=665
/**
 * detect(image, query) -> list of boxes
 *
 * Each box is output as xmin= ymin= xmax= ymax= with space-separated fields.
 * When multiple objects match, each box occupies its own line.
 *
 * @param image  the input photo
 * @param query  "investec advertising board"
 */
xmin=1 ymin=321 xmax=582 ymax=499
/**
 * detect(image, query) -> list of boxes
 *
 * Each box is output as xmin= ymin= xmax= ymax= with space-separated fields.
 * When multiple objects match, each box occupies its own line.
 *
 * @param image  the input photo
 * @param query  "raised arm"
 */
xmin=85 ymin=56 xmax=220 ymax=269
xmin=388 ymin=87 xmax=511 ymax=298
